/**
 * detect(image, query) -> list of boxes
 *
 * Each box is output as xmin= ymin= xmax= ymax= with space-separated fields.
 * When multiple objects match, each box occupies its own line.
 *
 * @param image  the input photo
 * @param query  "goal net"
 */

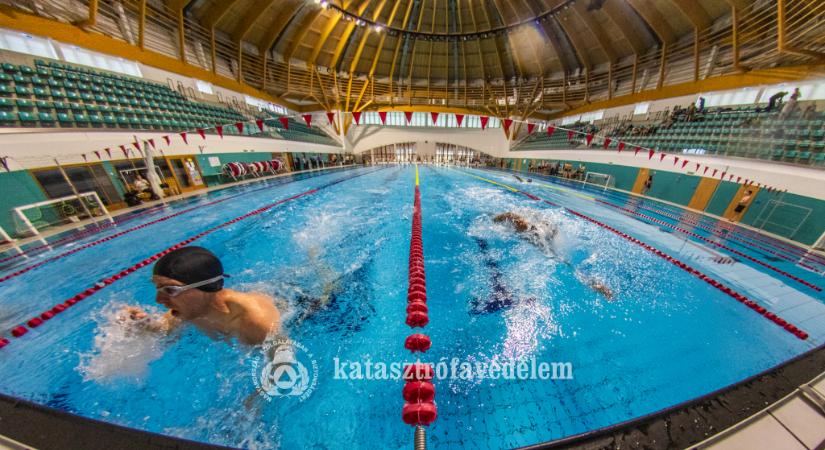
xmin=13 ymin=191 xmax=112 ymax=237
xmin=583 ymin=172 xmax=615 ymax=189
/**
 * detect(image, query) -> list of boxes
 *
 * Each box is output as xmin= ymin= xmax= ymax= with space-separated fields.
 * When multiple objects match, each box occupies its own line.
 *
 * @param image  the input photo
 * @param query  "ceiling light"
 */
xmin=374 ymin=24 xmax=384 ymax=32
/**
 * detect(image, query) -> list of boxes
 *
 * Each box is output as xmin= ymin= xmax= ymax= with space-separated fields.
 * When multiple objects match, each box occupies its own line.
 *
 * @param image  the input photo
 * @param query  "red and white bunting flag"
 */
xmin=502 ymin=118 xmax=513 ymax=136
xmin=695 ymin=163 xmax=700 ymax=172
xmin=180 ymin=132 xmax=188 ymax=144
xmin=82 ymin=154 xmax=87 ymax=162
xmin=720 ymin=171 xmax=727 ymax=179
xmin=302 ymin=114 xmax=312 ymax=128
xmin=352 ymin=111 xmax=362 ymax=125
xmin=404 ymin=111 xmax=414 ymax=124
xmin=105 ymin=148 xmax=112 ymax=158
xmin=132 ymin=141 xmax=141 ymax=152
xmin=480 ymin=116 xmax=489 ymax=130
xmin=617 ymin=142 xmax=625 ymax=152
xmin=547 ymin=125 xmax=555 ymax=137
xmin=649 ymin=150 xmax=655 ymax=160
xmin=712 ymin=169 xmax=718 ymax=177
xmin=585 ymin=134 xmax=594 ymax=146
xmin=256 ymin=119 xmax=264 ymax=132
xmin=455 ymin=114 xmax=464 ymax=127
xmin=137 ymin=147 xmax=144 ymax=157
xmin=682 ymin=160 xmax=689 ymax=169
xmin=120 ymin=145 xmax=128 ymax=158
xmin=703 ymin=167 xmax=709 ymax=175
xmin=378 ymin=111 xmax=387 ymax=125
xmin=197 ymin=129 xmax=206 ymax=140
xmin=745 ymin=179 xmax=750 ymax=185
xmin=216 ymin=125 xmax=224 ymax=139
xmin=737 ymin=176 xmax=742 ymax=183
xmin=326 ymin=111 xmax=335 ymax=125
xmin=757 ymin=182 xmax=762 ymax=188
xmin=93 ymin=150 xmax=101 ymax=160
xmin=527 ymin=122 xmax=535 ymax=134
xmin=430 ymin=112 xmax=439 ymax=124
xmin=603 ymin=138 xmax=611 ymax=149
xmin=659 ymin=153 xmax=666 ymax=162
xmin=147 ymin=139 xmax=155 ymax=150
xmin=279 ymin=117 xmax=290 ymax=130
xmin=235 ymin=122 xmax=244 ymax=134
xmin=634 ymin=146 xmax=641 ymax=156
xmin=728 ymin=174 xmax=734 ymax=181
xmin=567 ymin=130 xmax=574 ymax=141
xmin=0 ymin=156 xmax=8 ymax=172
xmin=673 ymin=156 xmax=679 ymax=166
xmin=163 ymin=135 xmax=171 ymax=146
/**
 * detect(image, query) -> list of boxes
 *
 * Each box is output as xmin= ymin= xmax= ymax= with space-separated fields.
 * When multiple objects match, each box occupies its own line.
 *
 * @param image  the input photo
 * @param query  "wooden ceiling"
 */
xmin=183 ymin=0 xmax=741 ymax=83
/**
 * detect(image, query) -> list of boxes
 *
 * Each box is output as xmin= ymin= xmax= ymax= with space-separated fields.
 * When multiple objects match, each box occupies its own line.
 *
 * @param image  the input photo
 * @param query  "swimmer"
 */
xmin=585 ymin=277 xmax=614 ymax=300
xmin=493 ymin=212 xmax=558 ymax=242
xmin=120 ymin=246 xmax=281 ymax=345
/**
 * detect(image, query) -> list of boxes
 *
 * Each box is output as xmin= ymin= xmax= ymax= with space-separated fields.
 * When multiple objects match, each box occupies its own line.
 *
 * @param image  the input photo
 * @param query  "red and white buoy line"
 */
xmin=401 ymin=165 xmax=437 ymax=448
xmin=0 ymin=169 xmax=380 ymax=350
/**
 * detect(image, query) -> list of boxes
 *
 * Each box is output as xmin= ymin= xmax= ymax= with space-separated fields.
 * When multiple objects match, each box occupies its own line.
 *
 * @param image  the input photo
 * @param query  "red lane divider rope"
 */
xmin=0 ymin=170 xmax=346 ymax=283
xmin=402 ymin=170 xmax=438 ymax=428
xmin=464 ymin=171 xmax=810 ymax=341
xmin=615 ymin=197 xmax=824 ymax=273
xmin=595 ymin=199 xmax=822 ymax=292
xmin=0 ymin=169 xmax=381 ymax=350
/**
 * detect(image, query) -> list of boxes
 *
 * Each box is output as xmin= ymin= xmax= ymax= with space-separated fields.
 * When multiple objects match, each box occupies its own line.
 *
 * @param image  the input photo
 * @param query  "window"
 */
xmin=633 ymin=102 xmax=650 ymax=115
xmin=196 ymin=80 xmax=214 ymax=94
xmin=59 ymin=44 xmax=142 ymax=77
xmin=244 ymin=95 xmax=288 ymax=115
xmin=0 ymin=28 xmax=58 ymax=59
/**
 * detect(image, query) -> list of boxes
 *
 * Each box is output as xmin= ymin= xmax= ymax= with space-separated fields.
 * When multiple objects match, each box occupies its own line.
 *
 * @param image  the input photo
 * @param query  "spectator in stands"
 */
xmin=802 ymin=104 xmax=817 ymax=121
xmin=686 ymin=103 xmax=697 ymax=122
xmin=765 ymin=90 xmax=788 ymax=112
xmin=697 ymin=97 xmax=706 ymax=112
xmin=642 ymin=175 xmax=653 ymax=195
xmin=779 ymin=90 xmax=799 ymax=120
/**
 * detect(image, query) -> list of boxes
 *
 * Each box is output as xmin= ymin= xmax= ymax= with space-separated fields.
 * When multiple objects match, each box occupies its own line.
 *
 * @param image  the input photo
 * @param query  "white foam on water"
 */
xmin=77 ymin=301 xmax=168 ymax=384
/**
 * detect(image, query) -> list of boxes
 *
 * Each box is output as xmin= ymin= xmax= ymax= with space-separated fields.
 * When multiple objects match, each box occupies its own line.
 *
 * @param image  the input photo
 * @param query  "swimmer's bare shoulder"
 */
xmin=227 ymin=291 xmax=281 ymax=345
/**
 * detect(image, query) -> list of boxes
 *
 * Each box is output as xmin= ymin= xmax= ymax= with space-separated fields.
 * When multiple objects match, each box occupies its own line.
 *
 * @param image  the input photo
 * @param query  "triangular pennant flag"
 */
xmin=720 ymin=171 xmax=727 ymax=179
xmin=502 ymin=119 xmax=513 ymax=136
xmin=737 ymin=176 xmax=742 ymax=183
xmin=728 ymin=174 xmax=734 ymax=181
xmin=430 ymin=112 xmax=439 ymax=124
xmin=455 ymin=114 xmax=464 ymax=127
xmin=180 ymin=132 xmax=188 ymax=144
xmin=120 ymin=145 xmax=129 ymax=158
xmin=404 ymin=111 xmax=413 ymax=124
xmin=132 ymin=141 xmax=141 ymax=152
xmin=352 ymin=111 xmax=361 ymax=125
xmin=659 ymin=153 xmax=666 ymax=162
xmin=197 ymin=129 xmax=206 ymax=140
xmin=326 ymin=111 xmax=335 ymax=125
xmin=634 ymin=146 xmax=641 ymax=156
xmin=279 ymin=117 xmax=290 ymax=130
xmin=567 ymin=130 xmax=575 ymax=141
xmin=105 ymin=148 xmax=112 ymax=158
xmin=480 ymin=116 xmax=489 ymax=130
xmin=0 ymin=156 xmax=9 ymax=172
xmin=216 ymin=125 xmax=224 ymax=139
xmin=147 ymin=139 xmax=155 ymax=150
xmin=712 ymin=169 xmax=718 ymax=177
xmin=163 ymin=135 xmax=171 ymax=146
xmin=745 ymin=179 xmax=750 ymax=185
xmin=137 ymin=147 xmax=144 ymax=157
xmin=527 ymin=123 xmax=535 ymax=134
xmin=757 ymin=182 xmax=761 ymax=188
xmin=82 ymin=154 xmax=87 ymax=162
xmin=703 ymin=167 xmax=709 ymax=175
xmin=256 ymin=119 xmax=264 ymax=132
xmin=648 ymin=149 xmax=655 ymax=160
xmin=617 ymin=142 xmax=625 ymax=152
xmin=603 ymin=138 xmax=611 ymax=149
xmin=93 ymin=150 xmax=101 ymax=160
xmin=682 ymin=160 xmax=689 ymax=169
xmin=673 ymin=156 xmax=679 ymax=166
xmin=695 ymin=163 xmax=700 ymax=172
xmin=547 ymin=126 xmax=555 ymax=137
xmin=235 ymin=122 xmax=244 ymax=134
xmin=378 ymin=111 xmax=387 ymax=125
xmin=585 ymin=134 xmax=594 ymax=146
xmin=302 ymin=114 xmax=312 ymax=128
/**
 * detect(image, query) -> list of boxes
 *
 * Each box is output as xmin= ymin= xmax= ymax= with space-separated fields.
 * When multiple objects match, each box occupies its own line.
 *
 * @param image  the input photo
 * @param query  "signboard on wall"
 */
xmin=208 ymin=157 xmax=221 ymax=167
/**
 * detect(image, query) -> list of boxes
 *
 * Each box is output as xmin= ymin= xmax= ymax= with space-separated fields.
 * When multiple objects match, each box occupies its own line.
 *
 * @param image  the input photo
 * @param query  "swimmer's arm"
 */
xmin=119 ymin=307 xmax=181 ymax=333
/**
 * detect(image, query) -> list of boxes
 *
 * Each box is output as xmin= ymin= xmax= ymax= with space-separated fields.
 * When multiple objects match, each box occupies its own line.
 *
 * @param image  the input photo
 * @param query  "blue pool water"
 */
xmin=0 ymin=165 xmax=822 ymax=449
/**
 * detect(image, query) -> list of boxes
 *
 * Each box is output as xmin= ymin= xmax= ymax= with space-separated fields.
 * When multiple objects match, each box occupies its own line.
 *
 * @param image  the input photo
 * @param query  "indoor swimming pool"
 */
xmin=1 ymin=165 xmax=823 ymax=449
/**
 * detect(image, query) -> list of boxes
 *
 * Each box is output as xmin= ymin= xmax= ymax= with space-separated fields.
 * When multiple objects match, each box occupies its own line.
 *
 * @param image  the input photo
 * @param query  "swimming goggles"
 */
xmin=156 ymin=275 xmax=224 ymax=297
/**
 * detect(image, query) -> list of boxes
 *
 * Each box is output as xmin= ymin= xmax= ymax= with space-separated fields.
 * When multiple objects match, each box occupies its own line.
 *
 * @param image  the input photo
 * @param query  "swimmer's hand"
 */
xmin=117 ymin=307 xmax=179 ymax=333
xmin=117 ymin=306 xmax=150 ymax=324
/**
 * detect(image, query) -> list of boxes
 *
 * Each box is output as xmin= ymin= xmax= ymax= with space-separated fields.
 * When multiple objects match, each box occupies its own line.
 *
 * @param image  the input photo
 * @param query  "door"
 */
xmin=167 ymin=157 xmax=205 ymax=192
xmin=631 ymin=168 xmax=650 ymax=194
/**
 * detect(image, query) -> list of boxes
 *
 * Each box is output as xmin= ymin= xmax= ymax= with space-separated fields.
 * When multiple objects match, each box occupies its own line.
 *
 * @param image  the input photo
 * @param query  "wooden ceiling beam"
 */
xmin=328 ymin=0 xmax=374 ymax=71
xmin=386 ymin=1 xmax=416 ymax=89
xmin=600 ymin=0 xmax=648 ymax=55
xmin=230 ymin=0 xmax=276 ymax=42
xmin=281 ymin=7 xmax=326 ymax=63
xmin=477 ymin=0 xmax=509 ymax=80
xmin=556 ymin=12 xmax=591 ymax=69
xmin=200 ymin=0 xmax=239 ymax=29
xmin=626 ymin=0 xmax=676 ymax=44
xmin=571 ymin=1 xmax=618 ymax=63
xmin=347 ymin=0 xmax=389 ymax=74
xmin=257 ymin=4 xmax=303 ymax=53
xmin=668 ymin=0 xmax=713 ymax=30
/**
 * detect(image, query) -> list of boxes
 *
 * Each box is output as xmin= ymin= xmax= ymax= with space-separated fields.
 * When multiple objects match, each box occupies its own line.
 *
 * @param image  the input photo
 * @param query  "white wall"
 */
xmin=0 ymin=129 xmax=342 ymax=170
xmin=349 ymin=125 xmax=509 ymax=156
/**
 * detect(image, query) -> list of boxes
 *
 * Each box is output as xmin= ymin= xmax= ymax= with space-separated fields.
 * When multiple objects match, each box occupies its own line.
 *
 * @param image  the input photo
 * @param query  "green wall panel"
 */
xmin=705 ymin=181 xmax=740 ymax=216
xmin=0 ymin=170 xmax=48 ymax=237
xmin=740 ymin=190 xmax=825 ymax=246
xmin=645 ymin=170 xmax=700 ymax=206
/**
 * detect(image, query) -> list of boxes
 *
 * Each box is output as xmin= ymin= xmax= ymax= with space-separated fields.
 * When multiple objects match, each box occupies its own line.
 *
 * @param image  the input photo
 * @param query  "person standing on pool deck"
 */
xmin=641 ymin=175 xmax=653 ymax=195
xmin=121 ymin=246 xmax=280 ymax=345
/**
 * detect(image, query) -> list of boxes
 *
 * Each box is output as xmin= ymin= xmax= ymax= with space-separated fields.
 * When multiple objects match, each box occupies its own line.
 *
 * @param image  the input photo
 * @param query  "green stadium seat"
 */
xmin=35 ymin=100 xmax=51 ymax=110
xmin=2 ymin=63 xmax=16 ymax=72
xmin=19 ymin=66 xmax=34 ymax=75
xmin=18 ymin=111 xmax=37 ymax=123
xmin=15 ymin=86 xmax=32 ymax=95
xmin=33 ymin=87 xmax=49 ymax=98
xmin=73 ymin=113 xmax=89 ymax=124
xmin=66 ymin=91 xmax=80 ymax=101
xmin=16 ymin=98 xmax=34 ymax=108
xmin=56 ymin=112 xmax=72 ymax=124
xmin=38 ymin=112 xmax=55 ymax=123
xmin=0 ymin=110 xmax=14 ymax=124
xmin=0 ymin=97 xmax=13 ymax=109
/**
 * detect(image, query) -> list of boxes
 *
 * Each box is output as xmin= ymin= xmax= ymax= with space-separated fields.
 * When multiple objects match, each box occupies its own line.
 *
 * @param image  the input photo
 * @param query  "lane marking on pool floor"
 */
xmin=0 ymin=169 xmax=385 ymax=350
xmin=481 ymin=169 xmax=823 ymax=290
xmin=457 ymin=169 xmax=810 ymax=341
xmin=0 ymin=168 xmax=363 ymax=284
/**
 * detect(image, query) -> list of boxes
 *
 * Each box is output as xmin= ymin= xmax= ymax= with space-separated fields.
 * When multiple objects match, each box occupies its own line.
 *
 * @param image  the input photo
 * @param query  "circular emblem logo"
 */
xmin=251 ymin=336 xmax=318 ymax=401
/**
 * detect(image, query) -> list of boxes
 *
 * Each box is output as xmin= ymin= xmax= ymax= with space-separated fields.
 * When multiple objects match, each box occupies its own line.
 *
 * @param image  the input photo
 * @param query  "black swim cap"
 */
xmin=153 ymin=246 xmax=225 ymax=292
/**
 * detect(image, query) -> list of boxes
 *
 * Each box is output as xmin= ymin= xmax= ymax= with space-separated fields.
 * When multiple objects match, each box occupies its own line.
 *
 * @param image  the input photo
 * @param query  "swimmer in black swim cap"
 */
xmin=121 ymin=246 xmax=280 ymax=345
